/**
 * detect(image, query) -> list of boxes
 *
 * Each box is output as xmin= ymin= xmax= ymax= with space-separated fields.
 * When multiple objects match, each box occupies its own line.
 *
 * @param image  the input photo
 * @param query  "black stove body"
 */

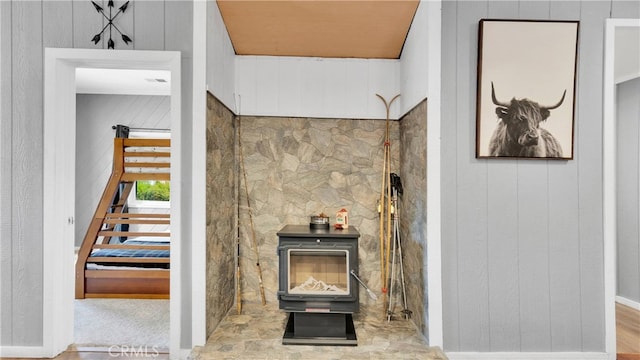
xmin=277 ymin=225 xmax=360 ymax=345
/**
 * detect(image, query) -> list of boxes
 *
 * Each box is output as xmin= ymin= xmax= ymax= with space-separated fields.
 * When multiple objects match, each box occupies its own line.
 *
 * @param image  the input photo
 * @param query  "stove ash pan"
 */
xmin=277 ymin=237 xmax=359 ymax=314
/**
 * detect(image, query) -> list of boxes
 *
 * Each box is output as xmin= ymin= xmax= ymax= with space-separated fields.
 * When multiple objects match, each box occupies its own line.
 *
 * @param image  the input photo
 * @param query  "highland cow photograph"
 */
xmin=476 ymin=19 xmax=579 ymax=159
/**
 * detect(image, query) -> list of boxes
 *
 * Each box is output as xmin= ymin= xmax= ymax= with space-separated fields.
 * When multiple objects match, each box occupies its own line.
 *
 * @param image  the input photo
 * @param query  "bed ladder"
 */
xmin=75 ymin=137 xmax=171 ymax=299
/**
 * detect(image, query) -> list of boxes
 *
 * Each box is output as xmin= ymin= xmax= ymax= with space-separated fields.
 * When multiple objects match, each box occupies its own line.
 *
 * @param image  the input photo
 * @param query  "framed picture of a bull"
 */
xmin=476 ymin=19 xmax=579 ymax=159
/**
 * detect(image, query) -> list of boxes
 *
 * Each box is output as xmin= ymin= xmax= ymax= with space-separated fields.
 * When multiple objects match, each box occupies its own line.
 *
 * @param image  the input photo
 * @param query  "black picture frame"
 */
xmin=476 ymin=19 xmax=579 ymax=159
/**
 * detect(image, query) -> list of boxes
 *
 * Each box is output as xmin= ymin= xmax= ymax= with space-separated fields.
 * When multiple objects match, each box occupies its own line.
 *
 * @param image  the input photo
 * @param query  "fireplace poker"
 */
xmin=350 ymin=270 xmax=378 ymax=301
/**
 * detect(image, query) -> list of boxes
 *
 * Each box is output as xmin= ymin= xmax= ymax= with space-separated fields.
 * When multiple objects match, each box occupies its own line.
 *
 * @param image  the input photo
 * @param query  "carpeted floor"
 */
xmin=74 ymin=299 xmax=169 ymax=350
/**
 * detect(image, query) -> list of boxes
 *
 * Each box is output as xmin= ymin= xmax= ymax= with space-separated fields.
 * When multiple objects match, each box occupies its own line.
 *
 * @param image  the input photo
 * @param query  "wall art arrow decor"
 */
xmin=91 ymin=0 xmax=132 ymax=49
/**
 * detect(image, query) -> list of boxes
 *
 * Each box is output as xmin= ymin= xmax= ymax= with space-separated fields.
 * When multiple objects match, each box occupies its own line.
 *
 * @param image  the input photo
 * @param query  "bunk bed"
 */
xmin=75 ymin=136 xmax=171 ymax=299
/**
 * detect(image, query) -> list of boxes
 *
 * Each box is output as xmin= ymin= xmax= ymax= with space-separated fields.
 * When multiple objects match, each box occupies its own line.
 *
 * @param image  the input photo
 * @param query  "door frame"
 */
xmin=603 ymin=18 xmax=640 ymax=358
xmin=43 ymin=48 xmax=182 ymax=357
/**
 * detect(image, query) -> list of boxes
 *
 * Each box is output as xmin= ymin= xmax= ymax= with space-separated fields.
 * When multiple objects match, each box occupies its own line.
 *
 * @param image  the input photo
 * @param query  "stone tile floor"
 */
xmin=191 ymin=303 xmax=447 ymax=360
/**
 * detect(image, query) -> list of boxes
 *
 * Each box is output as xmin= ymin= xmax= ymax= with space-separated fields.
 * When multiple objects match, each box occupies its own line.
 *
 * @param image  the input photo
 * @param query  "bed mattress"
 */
xmin=89 ymin=239 xmax=169 ymax=269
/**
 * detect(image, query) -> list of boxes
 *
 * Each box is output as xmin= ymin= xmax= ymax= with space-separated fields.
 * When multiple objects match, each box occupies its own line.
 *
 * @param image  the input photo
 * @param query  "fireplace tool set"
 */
xmin=376 ymin=93 xmax=411 ymax=322
xmin=350 ymin=270 xmax=378 ymax=301
xmin=387 ymin=173 xmax=412 ymax=321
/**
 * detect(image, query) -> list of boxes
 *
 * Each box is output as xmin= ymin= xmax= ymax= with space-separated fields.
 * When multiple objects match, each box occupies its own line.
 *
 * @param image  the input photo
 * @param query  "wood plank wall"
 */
xmin=235 ymin=56 xmax=400 ymax=120
xmin=441 ymin=0 xmax=640 ymax=352
xmin=0 ymin=0 xmax=192 ymax=347
xmin=0 ymin=1 xmax=10 ymax=346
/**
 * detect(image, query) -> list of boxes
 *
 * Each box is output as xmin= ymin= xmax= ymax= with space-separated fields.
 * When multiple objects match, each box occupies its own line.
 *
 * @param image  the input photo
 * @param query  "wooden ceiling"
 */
xmin=216 ymin=0 xmax=420 ymax=59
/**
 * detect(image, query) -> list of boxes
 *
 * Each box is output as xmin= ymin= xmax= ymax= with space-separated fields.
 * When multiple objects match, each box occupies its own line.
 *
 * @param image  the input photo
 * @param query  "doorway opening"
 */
xmin=43 ymin=48 xmax=182 ymax=358
xmin=73 ymin=89 xmax=172 ymax=349
xmin=603 ymin=18 xmax=640 ymax=359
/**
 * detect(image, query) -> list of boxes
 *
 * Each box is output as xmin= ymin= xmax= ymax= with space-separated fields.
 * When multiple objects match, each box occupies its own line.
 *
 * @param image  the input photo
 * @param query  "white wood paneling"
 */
xmin=547 ymin=1 xmax=583 ymax=352
xmin=277 ymin=57 xmax=302 ymax=115
xmin=133 ymin=0 xmax=165 ymax=50
xmin=0 ymin=0 xmax=12 ymax=346
xmin=519 ymin=0 xmax=550 ymax=19
xmin=298 ymin=57 xmax=324 ymax=116
xmin=236 ymin=56 xmax=399 ymax=119
xmin=207 ymin=0 xmax=235 ymax=111
xmin=11 ymin=0 xmax=43 ymax=346
xmin=440 ymin=0 xmax=626 ymax=353
xmin=485 ymin=1 xmax=520 ymax=352
xmin=455 ymin=0 xmax=490 ymax=351
xmin=517 ymin=162 xmax=552 ymax=351
xmin=118 ymin=0 xmax=134 ymax=50
xmin=73 ymin=0 xmax=103 ymax=49
xmin=367 ymin=59 xmax=400 ymax=119
xmin=165 ymin=1 xmax=192 ymax=56
xmin=343 ymin=60 xmax=369 ymax=119
xmin=611 ymin=0 xmax=640 ymax=20
xmin=44 ymin=1 xmax=72 ymax=48
xmin=254 ymin=56 xmax=279 ymax=115
xmin=400 ymin=0 xmax=428 ymax=114
xmin=322 ymin=60 xmax=348 ymax=118
xmin=516 ymin=3 xmax=553 ymax=352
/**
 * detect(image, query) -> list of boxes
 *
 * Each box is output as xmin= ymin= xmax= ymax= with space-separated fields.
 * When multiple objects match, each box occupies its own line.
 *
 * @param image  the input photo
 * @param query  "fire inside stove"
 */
xmin=288 ymin=250 xmax=349 ymax=295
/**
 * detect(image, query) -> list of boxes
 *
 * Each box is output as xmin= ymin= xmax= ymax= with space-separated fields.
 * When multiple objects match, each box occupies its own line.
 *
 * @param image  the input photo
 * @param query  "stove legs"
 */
xmin=282 ymin=312 xmax=357 ymax=346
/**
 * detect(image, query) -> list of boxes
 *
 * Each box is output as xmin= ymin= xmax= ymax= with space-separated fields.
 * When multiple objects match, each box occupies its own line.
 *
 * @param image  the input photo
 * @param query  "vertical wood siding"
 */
xmin=0 ymin=0 xmax=192 ymax=347
xmin=235 ymin=56 xmax=400 ymax=120
xmin=11 ymin=0 xmax=44 ymax=345
xmin=207 ymin=1 xmax=235 ymax=110
xmin=0 ymin=0 xmax=12 ymax=346
xmin=617 ymin=78 xmax=640 ymax=304
xmin=441 ymin=0 xmax=640 ymax=352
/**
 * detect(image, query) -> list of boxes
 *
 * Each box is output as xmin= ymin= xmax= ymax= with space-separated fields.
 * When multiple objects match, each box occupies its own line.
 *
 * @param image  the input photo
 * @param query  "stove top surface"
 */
xmin=277 ymin=224 xmax=360 ymax=238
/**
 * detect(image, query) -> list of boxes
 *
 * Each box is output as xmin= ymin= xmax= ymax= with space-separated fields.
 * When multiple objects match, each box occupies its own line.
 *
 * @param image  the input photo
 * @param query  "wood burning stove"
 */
xmin=277 ymin=225 xmax=360 ymax=345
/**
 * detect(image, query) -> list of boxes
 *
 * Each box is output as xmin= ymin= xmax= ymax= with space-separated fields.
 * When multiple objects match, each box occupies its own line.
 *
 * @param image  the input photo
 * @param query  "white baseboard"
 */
xmin=616 ymin=295 xmax=640 ymax=311
xmin=0 ymin=346 xmax=60 ymax=358
xmin=446 ymin=352 xmax=611 ymax=360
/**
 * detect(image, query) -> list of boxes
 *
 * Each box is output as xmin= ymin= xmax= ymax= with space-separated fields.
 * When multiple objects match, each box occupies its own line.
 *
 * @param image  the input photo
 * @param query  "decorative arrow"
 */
xmin=91 ymin=1 xmax=132 ymax=49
